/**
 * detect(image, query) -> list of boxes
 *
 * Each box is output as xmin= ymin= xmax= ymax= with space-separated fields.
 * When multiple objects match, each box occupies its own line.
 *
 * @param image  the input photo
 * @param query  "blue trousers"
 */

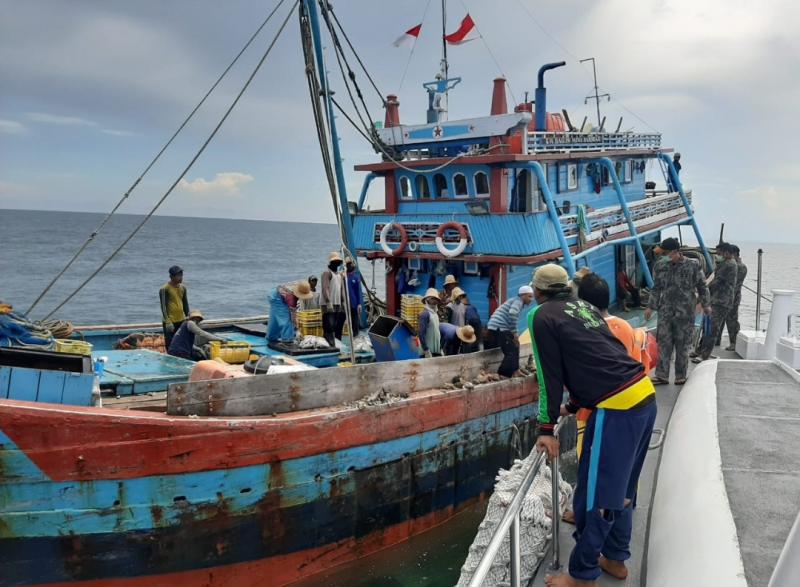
xmin=267 ymin=288 xmax=295 ymax=343
xmin=569 ymin=400 xmax=657 ymax=581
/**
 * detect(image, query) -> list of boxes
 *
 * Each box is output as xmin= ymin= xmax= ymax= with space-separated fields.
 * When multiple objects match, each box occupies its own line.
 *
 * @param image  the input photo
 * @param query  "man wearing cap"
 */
xmin=320 ymin=252 xmax=347 ymax=346
xmin=168 ymin=310 xmax=225 ymax=360
xmin=697 ymin=242 xmax=738 ymax=362
xmin=529 ymin=264 xmax=656 ymax=587
xmin=439 ymin=323 xmax=477 ymax=356
xmin=716 ymin=244 xmax=747 ymax=351
xmin=267 ymin=281 xmax=315 ymax=344
xmin=418 ymin=288 xmax=442 ymax=358
xmin=159 ymin=265 xmax=189 ymax=349
xmin=644 ymin=238 xmax=710 ymax=384
xmin=485 ymin=285 xmax=534 ymax=377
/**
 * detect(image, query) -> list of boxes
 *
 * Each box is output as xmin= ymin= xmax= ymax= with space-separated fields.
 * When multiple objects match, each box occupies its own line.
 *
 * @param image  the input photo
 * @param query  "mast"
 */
xmin=304 ymin=0 xmax=356 ymax=255
xmin=441 ymin=0 xmax=449 ymax=117
xmin=580 ymin=57 xmax=609 ymax=128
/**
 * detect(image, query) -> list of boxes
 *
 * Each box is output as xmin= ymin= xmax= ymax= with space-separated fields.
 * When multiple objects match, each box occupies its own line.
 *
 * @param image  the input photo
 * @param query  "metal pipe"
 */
xmin=657 ymin=153 xmax=714 ymax=271
xmin=550 ymin=427 xmax=562 ymax=571
xmin=598 ymin=157 xmax=653 ymax=287
xmin=357 ymin=172 xmax=377 ymax=209
xmin=535 ymin=61 xmax=566 ymax=131
xmin=510 ymin=515 xmax=521 ymax=587
xmin=507 ymin=162 xmax=576 ymax=276
xmin=756 ymin=248 xmax=764 ymax=330
xmin=305 ymin=0 xmax=357 ymax=256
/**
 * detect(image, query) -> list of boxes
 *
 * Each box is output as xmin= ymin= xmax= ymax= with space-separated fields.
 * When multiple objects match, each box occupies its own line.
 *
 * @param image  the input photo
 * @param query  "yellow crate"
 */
xmin=209 ymin=341 xmax=251 ymax=364
xmin=296 ymin=309 xmax=323 ymax=337
xmin=54 ymin=339 xmax=93 ymax=356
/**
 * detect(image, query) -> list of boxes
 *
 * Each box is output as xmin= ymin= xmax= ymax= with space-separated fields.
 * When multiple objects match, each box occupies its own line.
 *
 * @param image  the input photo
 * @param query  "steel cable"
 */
xmin=41 ymin=0 xmax=299 ymax=321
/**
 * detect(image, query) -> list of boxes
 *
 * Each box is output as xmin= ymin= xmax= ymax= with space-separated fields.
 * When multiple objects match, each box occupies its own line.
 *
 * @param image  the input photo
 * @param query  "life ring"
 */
xmin=435 ymin=222 xmax=468 ymax=258
xmin=379 ymin=222 xmax=408 ymax=256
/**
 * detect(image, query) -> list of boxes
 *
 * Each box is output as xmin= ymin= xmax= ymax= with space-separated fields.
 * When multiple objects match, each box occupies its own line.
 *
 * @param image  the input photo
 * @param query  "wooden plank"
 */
xmin=104 ymin=391 xmax=167 ymax=411
xmin=61 ymin=373 xmax=93 ymax=406
xmin=8 ymin=367 xmax=40 ymax=402
xmin=0 ymin=367 xmax=10 ymax=398
xmin=168 ymin=345 xmax=533 ymax=417
xmin=36 ymin=370 xmax=66 ymax=404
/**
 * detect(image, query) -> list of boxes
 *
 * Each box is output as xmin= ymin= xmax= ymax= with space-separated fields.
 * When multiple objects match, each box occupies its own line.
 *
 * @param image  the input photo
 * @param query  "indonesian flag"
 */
xmin=444 ymin=14 xmax=479 ymax=45
xmin=393 ymin=23 xmax=422 ymax=47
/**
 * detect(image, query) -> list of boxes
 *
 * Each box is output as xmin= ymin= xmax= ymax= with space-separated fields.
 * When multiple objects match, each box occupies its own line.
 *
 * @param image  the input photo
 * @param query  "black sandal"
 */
xmin=651 ymin=377 xmax=670 ymax=385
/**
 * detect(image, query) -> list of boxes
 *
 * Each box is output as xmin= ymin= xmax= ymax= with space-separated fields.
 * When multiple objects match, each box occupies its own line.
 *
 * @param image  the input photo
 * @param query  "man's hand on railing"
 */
xmin=536 ymin=435 xmax=560 ymax=460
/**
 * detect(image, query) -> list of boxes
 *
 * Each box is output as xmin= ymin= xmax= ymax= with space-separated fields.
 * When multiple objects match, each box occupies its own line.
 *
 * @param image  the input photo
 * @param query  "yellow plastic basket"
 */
xmin=54 ymin=339 xmax=93 ymax=356
xmin=208 ymin=341 xmax=251 ymax=364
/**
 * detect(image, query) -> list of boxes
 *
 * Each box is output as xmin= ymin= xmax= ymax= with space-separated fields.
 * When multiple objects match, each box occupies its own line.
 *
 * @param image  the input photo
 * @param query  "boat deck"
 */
xmin=716 ymin=360 xmax=800 ymax=587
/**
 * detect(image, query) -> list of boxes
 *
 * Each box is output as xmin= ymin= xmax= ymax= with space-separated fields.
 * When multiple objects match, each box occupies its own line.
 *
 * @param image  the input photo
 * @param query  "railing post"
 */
xmin=510 ymin=514 xmax=521 ymax=587
xmin=756 ymin=248 xmax=764 ymax=330
xmin=550 ymin=424 xmax=562 ymax=571
xmin=658 ymin=153 xmax=713 ymax=271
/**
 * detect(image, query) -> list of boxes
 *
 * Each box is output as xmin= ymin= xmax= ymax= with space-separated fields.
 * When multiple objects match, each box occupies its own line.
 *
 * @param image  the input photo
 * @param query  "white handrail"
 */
xmin=467 ymin=418 xmax=569 ymax=587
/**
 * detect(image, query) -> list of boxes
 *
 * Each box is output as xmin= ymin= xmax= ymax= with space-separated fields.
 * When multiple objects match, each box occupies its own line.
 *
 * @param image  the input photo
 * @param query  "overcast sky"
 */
xmin=1 ymin=0 xmax=798 ymax=243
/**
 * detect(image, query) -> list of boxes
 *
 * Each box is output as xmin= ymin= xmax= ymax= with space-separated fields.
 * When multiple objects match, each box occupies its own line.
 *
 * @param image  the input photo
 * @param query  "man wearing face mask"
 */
xmin=417 ymin=288 xmax=442 ymax=358
xmin=485 ymin=285 xmax=535 ymax=378
xmin=644 ymin=238 xmax=710 ymax=385
xmin=320 ymin=251 xmax=347 ymax=346
xmin=696 ymin=242 xmax=738 ymax=362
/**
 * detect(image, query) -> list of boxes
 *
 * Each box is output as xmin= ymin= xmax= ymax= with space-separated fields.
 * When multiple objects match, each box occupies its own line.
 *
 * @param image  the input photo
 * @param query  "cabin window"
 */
xmin=615 ymin=161 xmax=624 ymax=182
xmin=512 ymin=169 xmax=532 ymax=212
xmin=623 ymin=160 xmax=633 ymax=183
xmin=453 ymin=173 xmax=469 ymax=197
xmin=567 ymin=163 xmax=579 ymax=190
xmin=399 ymin=176 xmax=412 ymax=199
xmin=433 ymin=173 xmax=448 ymax=198
xmin=416 ymin=175 xmax=431 ymax=199
xmin=474 ymin=171 xmax=489 ymax=196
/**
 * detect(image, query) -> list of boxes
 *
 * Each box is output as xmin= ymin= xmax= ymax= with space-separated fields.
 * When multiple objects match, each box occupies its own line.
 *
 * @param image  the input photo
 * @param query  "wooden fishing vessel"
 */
xmin=1 ymin=1 xmax=711 ymax=585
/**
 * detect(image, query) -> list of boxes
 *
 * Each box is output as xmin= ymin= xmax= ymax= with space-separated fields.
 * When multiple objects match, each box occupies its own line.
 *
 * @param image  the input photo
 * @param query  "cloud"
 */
xmin=26 ymin=112 xmax=98 ymax=126
xmin=178 ymin=172 xmax=254 ymax=196
xmin=0 ymin=119 xmax=26 ymax=134
xmin=100 ymin=128 xmax=134 ymax=137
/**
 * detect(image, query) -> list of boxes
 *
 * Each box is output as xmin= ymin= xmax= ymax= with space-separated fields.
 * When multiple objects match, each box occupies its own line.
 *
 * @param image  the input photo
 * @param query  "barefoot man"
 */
xmin=528 ymin=264 xmax=657 ymax=586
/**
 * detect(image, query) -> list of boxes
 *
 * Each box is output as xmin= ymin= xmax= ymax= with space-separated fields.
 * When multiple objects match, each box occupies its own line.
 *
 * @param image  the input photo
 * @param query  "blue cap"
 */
xmin=169 ymin=265 xmax=183 ymax=276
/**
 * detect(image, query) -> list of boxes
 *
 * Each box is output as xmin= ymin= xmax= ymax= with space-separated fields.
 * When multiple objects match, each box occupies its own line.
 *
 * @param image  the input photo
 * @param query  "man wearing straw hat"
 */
xmin=168 ymin=309 xmax=225 ymax=360
xmin=439 ymin=323 xmax=477 ymax=356
xmin=446 ymin=286 xmax=468 ymax=326
xmin=267 ymin=281 xmax=315 ymax=344
xmin=418 ymin=288 xmax=442 ymax=358
xmin=438 ymin=274 xmax=460 ymax=321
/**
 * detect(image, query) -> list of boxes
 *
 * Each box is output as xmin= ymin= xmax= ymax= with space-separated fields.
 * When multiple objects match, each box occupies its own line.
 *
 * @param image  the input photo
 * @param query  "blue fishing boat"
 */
xmin=0 ymin=1 xmax=714 ymax=585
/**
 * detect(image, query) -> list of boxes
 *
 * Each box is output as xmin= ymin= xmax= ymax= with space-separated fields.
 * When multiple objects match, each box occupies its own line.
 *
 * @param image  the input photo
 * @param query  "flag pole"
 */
xmin=441 ymin=0 xmax=448 ymax=118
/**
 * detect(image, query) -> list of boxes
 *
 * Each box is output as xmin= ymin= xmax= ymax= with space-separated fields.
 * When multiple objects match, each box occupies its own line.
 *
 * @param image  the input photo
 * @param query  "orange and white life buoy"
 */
xmin=379 ymin=222 xmax=408 ymax=256
xmin=435 ymin=222 xmax=468 ymax=258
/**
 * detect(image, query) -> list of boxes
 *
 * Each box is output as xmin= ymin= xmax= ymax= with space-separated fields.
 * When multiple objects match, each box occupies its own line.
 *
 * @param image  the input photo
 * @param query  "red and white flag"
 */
xmin=393 ymin=23 xmax=422 ymax=47
xmin=444 ymin=14 xmax=479 ymax=45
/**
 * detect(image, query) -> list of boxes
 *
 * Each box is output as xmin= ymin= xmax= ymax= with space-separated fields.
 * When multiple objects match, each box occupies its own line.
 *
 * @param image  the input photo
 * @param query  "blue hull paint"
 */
xmin=0 ymin=404 xmax=537 ymax=586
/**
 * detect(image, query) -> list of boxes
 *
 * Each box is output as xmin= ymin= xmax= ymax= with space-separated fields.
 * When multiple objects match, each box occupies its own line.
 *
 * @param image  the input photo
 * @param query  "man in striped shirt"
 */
xmin=485 ymin=285 xmax=534 ymax=377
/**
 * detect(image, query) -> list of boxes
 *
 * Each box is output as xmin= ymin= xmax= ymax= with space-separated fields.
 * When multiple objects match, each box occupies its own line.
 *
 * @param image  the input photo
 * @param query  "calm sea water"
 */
xmin=0 ymin=209 xmax=388 ymax=324
xmin=1 ymin=209 xmax=799 ymax=585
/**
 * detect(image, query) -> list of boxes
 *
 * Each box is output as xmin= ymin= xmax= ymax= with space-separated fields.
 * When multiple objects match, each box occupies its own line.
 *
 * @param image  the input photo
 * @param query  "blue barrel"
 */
xmin=368 ymin=315 xmax=421 ymax=362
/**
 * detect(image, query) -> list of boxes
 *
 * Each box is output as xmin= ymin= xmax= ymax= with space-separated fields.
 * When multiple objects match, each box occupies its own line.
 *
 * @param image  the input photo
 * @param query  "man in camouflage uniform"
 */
xmin=698 ymin=243 xmax=738 ymax=361
xmin=716 ymin=244 xmax=747 ymax=350
xmin=645 ymin=238 xmax=710 ymax=384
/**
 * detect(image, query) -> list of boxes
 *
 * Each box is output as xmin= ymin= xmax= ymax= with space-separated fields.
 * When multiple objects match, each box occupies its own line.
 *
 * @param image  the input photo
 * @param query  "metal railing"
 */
xmin=467 ymin=418 xmax=568 ymax=587
xmin=528 ymin=131 xmax=661 ymax=153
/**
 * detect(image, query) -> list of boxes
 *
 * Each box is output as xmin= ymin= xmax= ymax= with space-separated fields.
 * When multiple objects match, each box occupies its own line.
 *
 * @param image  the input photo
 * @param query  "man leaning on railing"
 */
xmin=528 ymin=264 xmax=657 ymax=587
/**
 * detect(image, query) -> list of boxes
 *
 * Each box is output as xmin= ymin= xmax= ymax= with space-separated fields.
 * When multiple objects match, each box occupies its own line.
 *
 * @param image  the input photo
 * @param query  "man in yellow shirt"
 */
xmin=159 ymin=265 xmax=189 ymax=348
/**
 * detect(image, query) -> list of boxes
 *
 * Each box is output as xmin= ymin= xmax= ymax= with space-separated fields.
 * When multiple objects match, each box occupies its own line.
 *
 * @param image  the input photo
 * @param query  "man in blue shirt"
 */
xmin=485 ymin=285 xmax=534 ymax=377
xmin=345 ymin=258 xmax=364 ymax=336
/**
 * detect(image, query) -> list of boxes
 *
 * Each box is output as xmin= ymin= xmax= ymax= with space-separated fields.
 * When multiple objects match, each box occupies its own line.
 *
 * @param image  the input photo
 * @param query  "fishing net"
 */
xmin=456 ymin=451 xmax=573 ymax=587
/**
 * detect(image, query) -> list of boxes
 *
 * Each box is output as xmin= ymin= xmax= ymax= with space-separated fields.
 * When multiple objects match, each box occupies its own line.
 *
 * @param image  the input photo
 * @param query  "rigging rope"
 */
xmin=41 ymin=0 xmax=299 ymax=321
xmin=26 ymin=0 xmax=289 ymax=317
